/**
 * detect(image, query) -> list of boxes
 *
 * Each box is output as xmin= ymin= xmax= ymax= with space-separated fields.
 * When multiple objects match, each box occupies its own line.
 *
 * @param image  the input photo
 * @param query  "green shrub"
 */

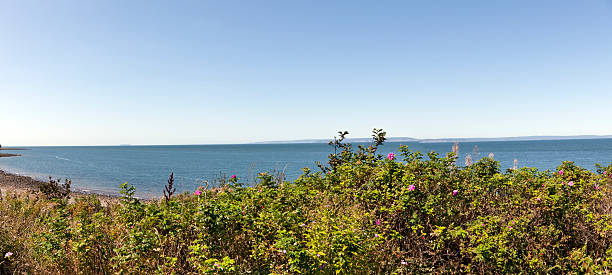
xmin=1 ymin=129 xmax=611 ymax=273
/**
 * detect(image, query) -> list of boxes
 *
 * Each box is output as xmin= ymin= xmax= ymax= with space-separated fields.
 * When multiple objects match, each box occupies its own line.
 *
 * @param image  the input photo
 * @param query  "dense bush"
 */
xmin=1 ymin=130 xmax=611 ymax=274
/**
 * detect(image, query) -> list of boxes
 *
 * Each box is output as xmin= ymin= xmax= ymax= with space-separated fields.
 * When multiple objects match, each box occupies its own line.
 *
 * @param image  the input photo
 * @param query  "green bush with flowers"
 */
xmin=0 ymin=129 xmax=611 ymax=273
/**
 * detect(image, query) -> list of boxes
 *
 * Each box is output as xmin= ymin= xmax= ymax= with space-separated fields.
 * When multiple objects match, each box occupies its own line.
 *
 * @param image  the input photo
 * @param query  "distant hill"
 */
xmin=252 ymin=135 xmax=612 ymax=144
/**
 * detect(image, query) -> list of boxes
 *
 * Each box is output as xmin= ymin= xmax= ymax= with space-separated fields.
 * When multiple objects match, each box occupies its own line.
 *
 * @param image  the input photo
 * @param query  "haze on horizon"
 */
xmin=1 ymin=1 xmax=611 ymax=146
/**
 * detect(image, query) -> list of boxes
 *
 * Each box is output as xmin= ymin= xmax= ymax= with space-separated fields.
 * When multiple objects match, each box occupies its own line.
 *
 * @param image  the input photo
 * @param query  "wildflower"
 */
xmin=594 ymin=185 xmax=599 ymax=190
xmin=387 ymin=152 xmax=395 ymax=160
xmin=542 ymin=183 xmax=545 ymax=187
xmin=559 ymin=170 xmax=564 ymax=175
xmin=231 ymin=174 xmax=236 ymax=179
xmin=401 ymin=260 xmax=407 ymax=265
xmin=568 ymin=181 xmax=574 ymax=186
xmin=481 ymin=223 xmax=485 ymax=226
xmin=4 ymin=252 xmax=13 ymax=258
xmin=299 ymin=223 xmax=306 ymax=227
xmin=375 ymin=233 xmax=380 ymax=238
xmin=408 ymin=184 xmax=416 ymax=191
xmin=281 ymin=250 xmax=287 ymax=254
xmin=536 ymin=197 xmax=540 ymax=201
xmin=376 ymin=219 xmax=381 ymax=226
xmin=604 ymin=171 xmax=607 ymax=175
xmin=465 ymin=154 xmax=472 ymax=166
xmin=194 ymin=189 xmax=202 ymax=196
xmin=452 ymin=190 xmax=458 ymax=196
xmin=508 ymin=226 xmax=512 ymax=229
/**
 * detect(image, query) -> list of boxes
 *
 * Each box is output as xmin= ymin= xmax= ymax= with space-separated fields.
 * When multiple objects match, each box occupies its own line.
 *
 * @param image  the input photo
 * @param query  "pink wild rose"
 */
xmin=559 ymin=170 xmax=564 ymax=175
xmin=376 ymin=219 xmax=381 ymax=226
xmin=231 ymin=174 xmax=237 ymax=179
xmin=568 ymin=181 xmax=574 ymax=186
xmin=452 ymin=190 xmax=459 ymax=196
xmin=5 ymin=252 xmax=13 ymax=258
xmin=194 ymin=189 xmax=202 ymax=196
xmin=408 ymin=184 xmax=416 ymax=191
xmin=387 ymin=152 xmax=395 ymax=160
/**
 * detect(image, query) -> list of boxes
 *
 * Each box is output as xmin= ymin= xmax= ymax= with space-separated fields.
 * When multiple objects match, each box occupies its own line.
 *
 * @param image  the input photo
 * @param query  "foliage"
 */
xmin=1 ymin=129 xmax=611 ymax=273
xmin=39 ymin=177 xmax=71 ymax=200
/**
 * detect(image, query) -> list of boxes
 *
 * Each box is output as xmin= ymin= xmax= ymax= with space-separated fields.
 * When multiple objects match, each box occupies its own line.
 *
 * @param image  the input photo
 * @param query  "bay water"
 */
xmin=1 ymin=139 xmax=611 ymax=198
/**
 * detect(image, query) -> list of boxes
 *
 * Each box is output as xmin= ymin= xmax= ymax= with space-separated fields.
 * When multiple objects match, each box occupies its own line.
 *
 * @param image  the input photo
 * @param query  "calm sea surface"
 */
xmin=1 ymin=139 xmax=611 ymax=198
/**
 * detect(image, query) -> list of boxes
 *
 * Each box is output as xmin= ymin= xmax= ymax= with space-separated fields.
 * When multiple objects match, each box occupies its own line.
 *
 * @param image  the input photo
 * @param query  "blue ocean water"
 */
xmin=1 ymin=139 xmax=611 ymax=198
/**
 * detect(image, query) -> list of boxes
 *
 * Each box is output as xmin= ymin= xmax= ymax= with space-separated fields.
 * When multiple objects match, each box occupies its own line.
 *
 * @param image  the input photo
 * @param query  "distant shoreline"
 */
xmin=252 ymin=135 xmax=612 ymax=145
xmin=0 ymin=153 xmax=21 ymax=158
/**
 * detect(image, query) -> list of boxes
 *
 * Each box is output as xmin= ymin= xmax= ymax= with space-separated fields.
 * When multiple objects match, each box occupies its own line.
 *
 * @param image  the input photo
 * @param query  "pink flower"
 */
xmin=4 ymin=252 xmax=13 ymax=258
xmin=604 ymin=171 xmax=608 ymax=175
xmin=375 ymin=233 xmax=380 ymax=238
xmin=376 ymin=219 xmax=381 ymax=226
xmin=536 ymin=197 xmax=540 ymax=201
xmin=231 ymin=174 xmax=236 ymax=179
xmin=568 ymin=181 xmax=574 ymax=186
xmin=594 ymin=185 xmax=599 ymax=190
xmin=387 ymin=152 xmax=395 ymax=160
xmin=408 ymin=184 xmax=416 ymax=191
xmin=452 ymin=190 xmax=458 ymax=196
xmin=559 ymin=170 xmax=564 ymax=175
xmin=194 ymin=189 xmax=202 ymax=196
xmin=401 ymin=260 xmax=407 ymax=265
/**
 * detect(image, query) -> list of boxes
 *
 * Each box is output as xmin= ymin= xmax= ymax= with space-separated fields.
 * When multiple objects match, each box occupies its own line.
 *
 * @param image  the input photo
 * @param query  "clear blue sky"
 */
xmin=1 ymin=1 xmax=611 ymax=146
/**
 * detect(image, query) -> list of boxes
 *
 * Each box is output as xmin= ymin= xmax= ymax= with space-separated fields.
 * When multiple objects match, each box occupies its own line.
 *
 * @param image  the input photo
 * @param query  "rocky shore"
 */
xmin=0 ymin=169 xmax=122 ymax=205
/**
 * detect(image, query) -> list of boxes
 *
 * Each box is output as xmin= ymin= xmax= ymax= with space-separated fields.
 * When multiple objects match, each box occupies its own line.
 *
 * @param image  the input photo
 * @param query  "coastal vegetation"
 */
xmin=1 ymin=130 xmax=611 ymax=274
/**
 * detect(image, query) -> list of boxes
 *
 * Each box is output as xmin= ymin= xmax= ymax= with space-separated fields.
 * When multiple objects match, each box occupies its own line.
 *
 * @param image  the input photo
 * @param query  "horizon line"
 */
xmin=5 ymin=134 xmax=612 ymax=147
